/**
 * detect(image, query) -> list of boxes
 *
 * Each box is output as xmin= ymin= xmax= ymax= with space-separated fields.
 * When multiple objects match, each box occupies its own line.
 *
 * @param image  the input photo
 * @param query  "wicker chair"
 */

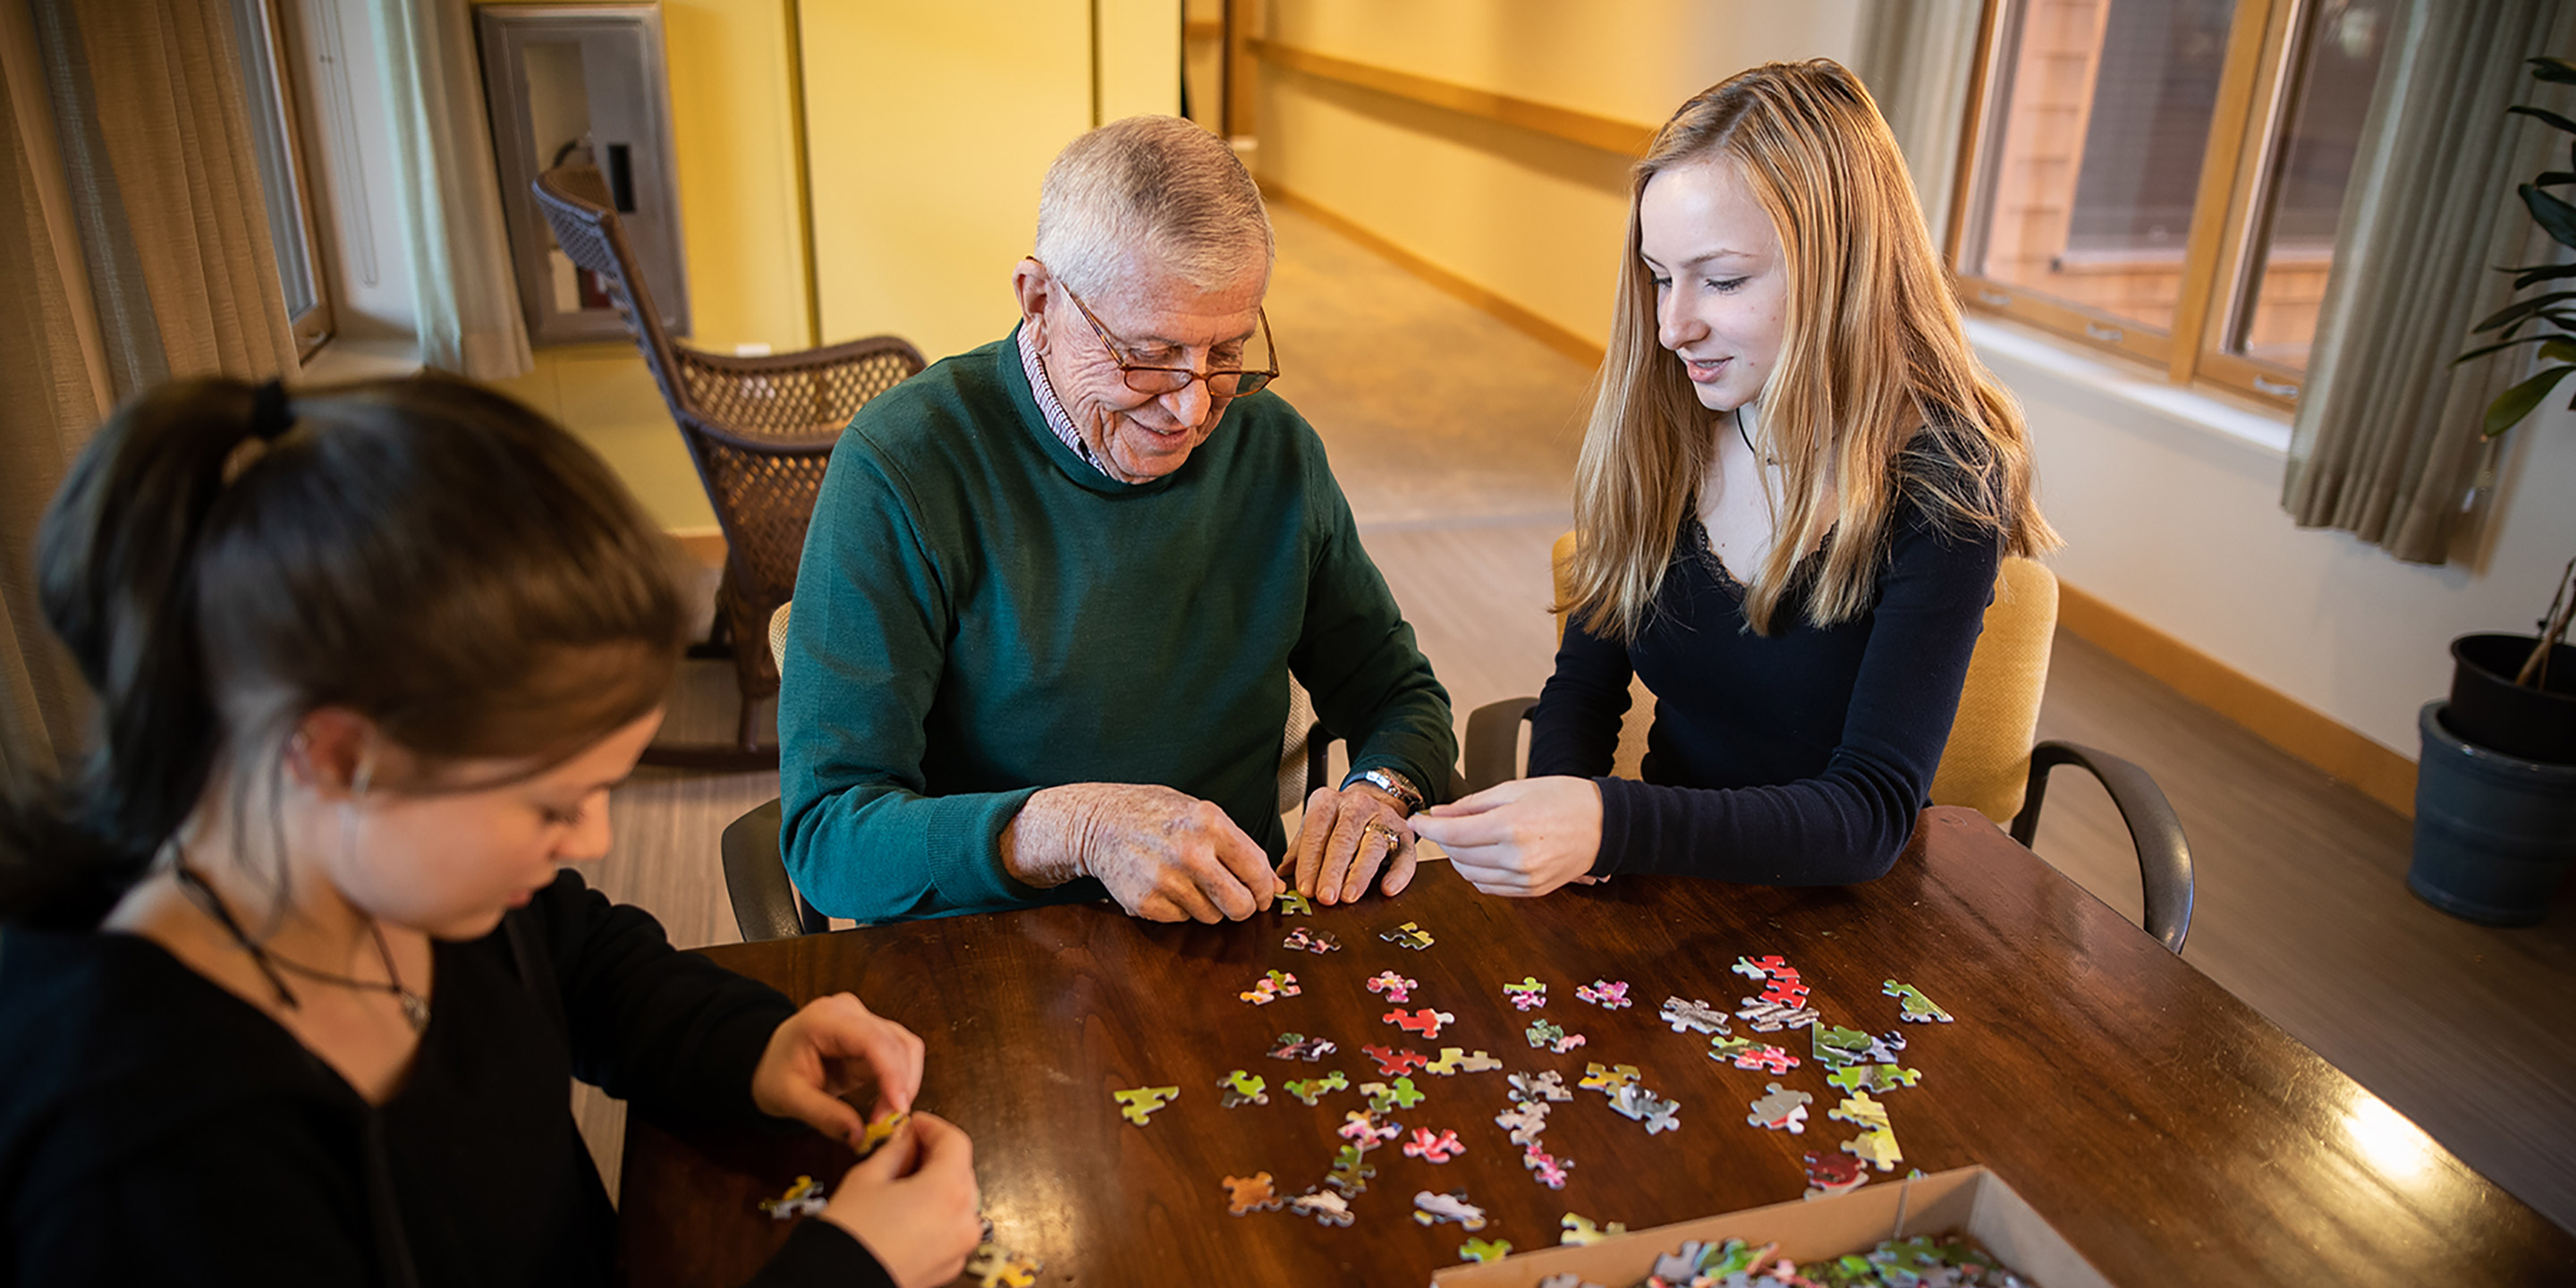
xmin=530 ymin=164 xmax=925 ymax=767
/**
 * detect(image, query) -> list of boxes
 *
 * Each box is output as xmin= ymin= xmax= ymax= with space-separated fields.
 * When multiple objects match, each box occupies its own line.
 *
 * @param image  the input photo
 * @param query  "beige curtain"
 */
xmin=375 ymin=0 xmax=533 ymax=380
xmin=1 ymin=0 xmax=297 ymax=779
xmin=2284 ymin=0 xmax=2576 ymax=564
xmin=1852 ymin=0 xmax=1985 ymax=253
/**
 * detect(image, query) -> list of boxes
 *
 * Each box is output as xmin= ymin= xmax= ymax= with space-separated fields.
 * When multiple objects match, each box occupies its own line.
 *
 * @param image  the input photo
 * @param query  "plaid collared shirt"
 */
xmin=1018 ymin=322 xmax=1116 ymax=480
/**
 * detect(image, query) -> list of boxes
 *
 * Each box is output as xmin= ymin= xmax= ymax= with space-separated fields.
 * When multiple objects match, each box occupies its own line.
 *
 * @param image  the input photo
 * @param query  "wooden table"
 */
xmin=616 ymin=808 xmax=2576 ymax=1284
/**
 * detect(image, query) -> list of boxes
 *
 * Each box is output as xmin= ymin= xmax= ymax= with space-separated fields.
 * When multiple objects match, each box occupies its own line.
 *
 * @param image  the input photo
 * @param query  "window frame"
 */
xmin=235 ymin=0 xmax=336 ymax=362
xmin=1947 ymin=0 xmax=2334 ymax=409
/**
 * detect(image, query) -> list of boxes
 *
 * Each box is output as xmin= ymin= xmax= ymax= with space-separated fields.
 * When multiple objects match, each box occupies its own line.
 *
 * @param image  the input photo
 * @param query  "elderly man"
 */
xmin=780 ymin=116 xmax=1455 ymax=924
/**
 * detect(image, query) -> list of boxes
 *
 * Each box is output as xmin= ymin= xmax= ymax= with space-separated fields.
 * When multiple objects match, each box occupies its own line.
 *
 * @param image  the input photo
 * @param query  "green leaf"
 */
xmin=2541 ymin=171 xmax=2576 ymax=187
xmin=2526 ymin=184 xmax=2576 ymax=248
xmin=2532 ymin=55 xmax=2576 ymax=83
xmin=2454 ymin=335 xmax=2558 ymax=365
xmin=2544 ymin=338 xmax=2576 ymax=364
xmin=2513 ymin=263 xmax=2576 ymax=289
xmin=2483 ymin=364 xmax=2576 ymax=437
xmin=2473 ymin=289 xmax=2576 ymax=334
xmin=2512 ymin=105 xmax=2576 ymax=139
xmin=2512 ymin=105 xmax=2576 ymax=135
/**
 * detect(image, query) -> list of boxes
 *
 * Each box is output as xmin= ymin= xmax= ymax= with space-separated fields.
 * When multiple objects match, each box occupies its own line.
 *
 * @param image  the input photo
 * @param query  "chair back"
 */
xmin=1930 ymin=556 xmax=2059 ymax=824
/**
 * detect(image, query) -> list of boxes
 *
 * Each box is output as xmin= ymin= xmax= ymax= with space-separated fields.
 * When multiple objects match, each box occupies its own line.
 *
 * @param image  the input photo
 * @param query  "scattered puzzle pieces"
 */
xmin=1290 ymin=1188 xmax=1355 ymax=1226
xmin=1526 ymin=1018 xmax=1585 ymax=1051
xmin=1339 ymin=1109 xmax=1401 ymax=1145
xmin=1239 ymin=969 xmax=1301 ymax=1005
xmin=1413 ymin=1189 xmax=1488 ymax=1231
xmin=1402 ymin=1126 xmax=1467 ymax=1163
xmin=1326 ymin=1144 xmax=1378 ymax=1196
xmin=1503 ymin=976 xmax=1548 ymax=1011
xmin=1521 ymin=1142 xmax=1573 ymax=1189
xmin=1802 ymin=1150 xmax=1868 ymax=1199
xmin=1219 ymin=1069 xmax=1269 ymax=1107
xmin=1829 ymin=1090 xmax=1890 ymax=1134
xmin=1426 ymin=1047 xmax=1504 ymax=1075
xmin=1269 ymin=1032 xmax=1336 ymax=1062
xmin=1360 ymin=1075 xmax=1425 ymax=1112
xmin=1730 ymin=1043 xmax=1800 ymax=1075
xmin=1707 ymin=1034 xmax=1757 ymax=1063
xmin=1284 ymin=1070 xmax=1349 ymax=1105
xmin=1810 ymin=1024 xmax=1875 ymax=1069
xmin=1884 ymin=979 xmax=1953 ymax=1023
xmin=1826 ymin=1063 xmax=1921 ymax=1095
xmin=1459 ymin=1237 xmax=1512 ymax=1264
xmin=1733 ymin=954 xmax=1788 ymax=979
xmin=1760 ymin=978 xmax=1812 ymax=1006
xmin=1365 ymin=970 xmax=1417 ymax=1003
xmin=1282 ymin=926 xmax=1343 ymax=953
xmin=1509 ymin=1070 xmax=1572 ymax=1103
xmin=1560 ymin=1213 xmax=1627 ymax=1246
xmin=1843 ymin=1125 xmax=1904 ymax=1172
xmin=1735 ymin=997 xmax=1821 ymax=1031
xmin=1383 ymin=1007 xmax=1456 ymax=1038
xmin=1222 ymin=1172 xmax=1282 ymax=1215
xmin=1361 ymin=1044 xmax=1429 ymax=1077
xmin=963 ymin=1241 xmax=1042 ymax=1288
xmin=1113 ymin=1085 xmax=1180 ymax=1125
xmin=1577 ymin=1062 xmax=1640 ymax=1094
xmin=758 ymin=1174 xmax=827 ymax=1220
xmin=1275 ymin=890 xmax=1313 ymax=916
xmin=1379 ymin=920 xmax=1435 ymax=950
xmin=1661 ymin=996 xmax=1732 ymax=1035
xmin=1608 ymin=1083 xmax=1682 ymax=1134
xmin=1746 ymin=1082 xmax=1812 ymax=1133
xmin=1574 ymin=979 xmax=1632 ymax=1009
xmin=1494 ymin=1100 xmax=1551 ymax=1146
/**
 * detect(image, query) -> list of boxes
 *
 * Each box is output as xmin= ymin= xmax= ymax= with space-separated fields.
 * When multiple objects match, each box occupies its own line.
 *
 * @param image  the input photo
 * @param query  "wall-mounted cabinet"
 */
xmin=477 ymin=4 xmax=689 ymax=346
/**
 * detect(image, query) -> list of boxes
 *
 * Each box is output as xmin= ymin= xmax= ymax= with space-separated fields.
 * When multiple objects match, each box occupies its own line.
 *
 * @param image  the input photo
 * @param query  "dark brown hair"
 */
xmin=1 ymin=376 xmax=687 ymax=927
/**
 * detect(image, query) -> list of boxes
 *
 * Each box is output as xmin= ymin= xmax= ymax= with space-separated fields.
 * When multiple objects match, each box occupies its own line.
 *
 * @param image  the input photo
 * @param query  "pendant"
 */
xmin=399 ymin=991 xmax=430 ymax=1034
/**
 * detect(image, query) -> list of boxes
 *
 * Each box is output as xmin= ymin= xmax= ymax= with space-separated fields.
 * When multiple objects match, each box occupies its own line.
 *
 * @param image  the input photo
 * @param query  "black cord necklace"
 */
xmin=1735 ymin=407 xmax=1777 ymax=467
xmin=172 ymin=863 xmax=429 ymax=1033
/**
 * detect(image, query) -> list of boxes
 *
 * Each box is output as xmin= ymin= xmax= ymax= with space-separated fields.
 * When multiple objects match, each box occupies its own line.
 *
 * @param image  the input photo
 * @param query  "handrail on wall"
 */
xmin=1249 ymin=39 xmax=1656 ymax=158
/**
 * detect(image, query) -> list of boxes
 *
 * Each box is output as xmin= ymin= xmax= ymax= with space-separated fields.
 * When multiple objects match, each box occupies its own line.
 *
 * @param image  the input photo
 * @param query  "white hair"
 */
xmin=1033 ymin=115 xmax=1275 ymax=301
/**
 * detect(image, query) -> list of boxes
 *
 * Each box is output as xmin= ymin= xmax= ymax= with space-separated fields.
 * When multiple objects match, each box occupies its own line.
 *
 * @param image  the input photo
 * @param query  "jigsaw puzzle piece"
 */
xmin=1379 ymin=920 xmax=1436 ymax=950
xmin=1660 ymin=996 xmax=1732 ymax=1035
xmin=1577 ymin=1062 xmax=1640 ymax=1094
xmin=1384 ymin=1007 xmax=1456 ymax=1038
xmin=1745 ymin=1081 xmax=1812 ymax=1133
xmin=1509 ymin=1070 xmax=1572 ymax=1103
xmin=1275 ymin=890 xmax=1313 ymax=916
xmin=1883 ymin=979 xmax=1953 ymax=1023
xmin=1574 ymin=979 xmax=1632 ymax=1009
xmin=1412 ymin=1188 xmax=1488 ymax=1231
xmin=1113 ymin=1085 xmax=1180 ymax=1125
xmin=1843 ymin=1125 xmax=1904 ymax=1172
xmin=1829 ymin=1090 xmax=1890 ymax=1133
xmin=1503 ymin=976 xmax=1548 ymax=1010
xmin=1219 ymin=1069 xmax=1269 ymax=1107
xmin=1365 ymin=970 xmax=1416 ymax=1003
xmin=1221 ymin=1172 xmax=1282 ymax=1215
xmin=1730 ymin=1043 xmax=1800 ymax=1075
xmin=1559 ymin=1213 xmax=1628 ymax=1246
xmin=1459 ymin=1237 xmax=1512 ymax=1264
xmin=1402 ymin=1126 xmax=1466 ymax=1163
xmin=1801 ymin=1150 xmax=1868 ymax=1199
xmin=1290 ymin=1188 xmax=1355 ymax=1225
xmin=1521 ymin=1142 xmax=1573 ymax=1190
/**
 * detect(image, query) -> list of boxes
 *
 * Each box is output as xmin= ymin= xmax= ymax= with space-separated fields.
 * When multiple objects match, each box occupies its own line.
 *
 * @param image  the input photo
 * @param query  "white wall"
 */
xmin=1981 ymin=320 xmax=2576 ymax=761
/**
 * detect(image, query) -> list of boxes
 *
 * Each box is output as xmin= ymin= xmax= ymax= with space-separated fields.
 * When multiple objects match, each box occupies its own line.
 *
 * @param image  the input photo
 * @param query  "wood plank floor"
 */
xmin=572 ymin=204 xmax=2576 ymax=1233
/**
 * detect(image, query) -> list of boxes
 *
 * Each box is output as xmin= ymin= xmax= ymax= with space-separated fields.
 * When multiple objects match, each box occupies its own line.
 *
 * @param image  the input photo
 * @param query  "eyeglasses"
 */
xmin=1059 ymin=281 xmax=1280 ymax=398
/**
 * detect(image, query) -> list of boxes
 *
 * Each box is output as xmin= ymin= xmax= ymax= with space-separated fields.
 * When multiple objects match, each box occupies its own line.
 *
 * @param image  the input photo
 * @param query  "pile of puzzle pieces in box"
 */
xmin=1089 ymin=887 xmax=1966 ymax=1271
xmin=1530 ymin=1231 xmax=2036 ymax=1288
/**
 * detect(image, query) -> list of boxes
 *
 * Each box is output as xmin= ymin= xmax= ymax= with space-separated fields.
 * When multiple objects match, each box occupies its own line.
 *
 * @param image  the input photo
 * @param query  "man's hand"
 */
xmin=1284 ymin=783 xmax=1416 ymax=905
xmin=1410 ymin=775 xmax=1604 ymax=898
xmin=1003 ymin=783 xmax=1281 ymax=922
xmin=751 ymin=993 xmax=926 ymax=1148
xmin=820 ymin=1113 xmax=984 ymax=1288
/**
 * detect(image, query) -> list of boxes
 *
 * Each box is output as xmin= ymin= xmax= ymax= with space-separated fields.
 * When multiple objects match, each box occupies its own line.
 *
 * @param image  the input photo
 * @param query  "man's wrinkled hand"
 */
xmin=1284 ymin=782 xmax=1415 ymax=905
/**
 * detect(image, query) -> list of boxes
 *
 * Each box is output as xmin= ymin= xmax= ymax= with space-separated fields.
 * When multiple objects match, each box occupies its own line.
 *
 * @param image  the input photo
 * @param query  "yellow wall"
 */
xmin=479 ymin=0 xmax=1181 ymax=531
xmin=801 ymin=2 xmax=1180 ymax=364
xmin=1252 ymin=1 xmax=1862 ymax=350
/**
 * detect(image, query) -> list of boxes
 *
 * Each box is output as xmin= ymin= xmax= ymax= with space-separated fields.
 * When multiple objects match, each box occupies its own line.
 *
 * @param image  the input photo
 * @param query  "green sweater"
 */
xmin=779 ymin=328 xmax=1455 ymax=922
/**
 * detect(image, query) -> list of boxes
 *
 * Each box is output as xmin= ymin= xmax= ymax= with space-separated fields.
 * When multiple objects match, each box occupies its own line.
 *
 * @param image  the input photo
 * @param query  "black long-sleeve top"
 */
xmin=0 ymin=870 xmax=892 ymax=1288
xmin=1530 ymin=485 xmax=2002 ymax=885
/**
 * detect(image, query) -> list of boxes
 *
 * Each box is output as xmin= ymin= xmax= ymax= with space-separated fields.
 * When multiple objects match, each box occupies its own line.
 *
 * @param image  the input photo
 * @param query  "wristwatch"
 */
xmin=1343 ymin=767 xmax=1424 ymax=816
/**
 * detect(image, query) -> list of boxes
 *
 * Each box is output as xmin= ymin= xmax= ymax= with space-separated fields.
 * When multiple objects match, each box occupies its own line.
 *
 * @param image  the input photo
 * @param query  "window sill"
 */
xmin=297 ymin=335 xmax=422 ymax=384
xmin=1965 ymin=316 xmax=2293 ymax=458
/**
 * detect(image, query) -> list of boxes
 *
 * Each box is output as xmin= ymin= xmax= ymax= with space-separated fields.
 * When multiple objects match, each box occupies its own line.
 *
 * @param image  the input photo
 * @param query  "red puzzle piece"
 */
xmin=1381 ymin=1008 xmax=1456 ymax=1039
xmin=1731 ymin=1043 xmax=1801 ymax=1075
xmin=1360 ymin=1045 xmax=1429 ymax=1077
xmin=1402 ymin=1127 xmax=1466 ymax=1163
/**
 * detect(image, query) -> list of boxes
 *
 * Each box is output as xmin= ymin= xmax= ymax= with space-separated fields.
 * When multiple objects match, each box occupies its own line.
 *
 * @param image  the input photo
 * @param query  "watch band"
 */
xmin=1343 ymin=767 xmax=1424 ymax=814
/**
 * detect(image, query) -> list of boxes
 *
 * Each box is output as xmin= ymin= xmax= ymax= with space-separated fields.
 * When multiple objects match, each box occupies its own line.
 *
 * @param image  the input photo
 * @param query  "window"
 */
xmin=228 ymin=0 xmax=334 ymax=360
xmin=1952 ymin=0 xmax=2396 ymax=405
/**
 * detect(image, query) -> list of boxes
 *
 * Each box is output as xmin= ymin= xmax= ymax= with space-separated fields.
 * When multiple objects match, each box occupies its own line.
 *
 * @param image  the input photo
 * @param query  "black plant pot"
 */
xmin=2446 ymin=633 xmax=2576 ymax=766
xmin=2411 ymin=701 xmax=2576 ymax=926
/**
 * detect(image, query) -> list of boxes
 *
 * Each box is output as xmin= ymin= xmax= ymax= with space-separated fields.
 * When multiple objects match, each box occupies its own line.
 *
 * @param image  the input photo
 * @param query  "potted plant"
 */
xmin=2415 ymin=55 xmax=2576 ymax=925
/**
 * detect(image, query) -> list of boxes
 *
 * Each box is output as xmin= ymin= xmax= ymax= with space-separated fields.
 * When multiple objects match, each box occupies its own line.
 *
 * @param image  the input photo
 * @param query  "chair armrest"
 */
xmin=1464 ymin=697 xmax=1540 ymax=794
xmin=721 ymin=798 xmax=825 ymax=942
xmin=2010 ymin=740 xmax=2195 ymax=954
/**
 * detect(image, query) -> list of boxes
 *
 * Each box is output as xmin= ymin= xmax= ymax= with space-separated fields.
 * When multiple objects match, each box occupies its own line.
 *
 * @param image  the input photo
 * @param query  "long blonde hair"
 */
xmin=1567 ymin=59 xmax=2057 ymax=640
